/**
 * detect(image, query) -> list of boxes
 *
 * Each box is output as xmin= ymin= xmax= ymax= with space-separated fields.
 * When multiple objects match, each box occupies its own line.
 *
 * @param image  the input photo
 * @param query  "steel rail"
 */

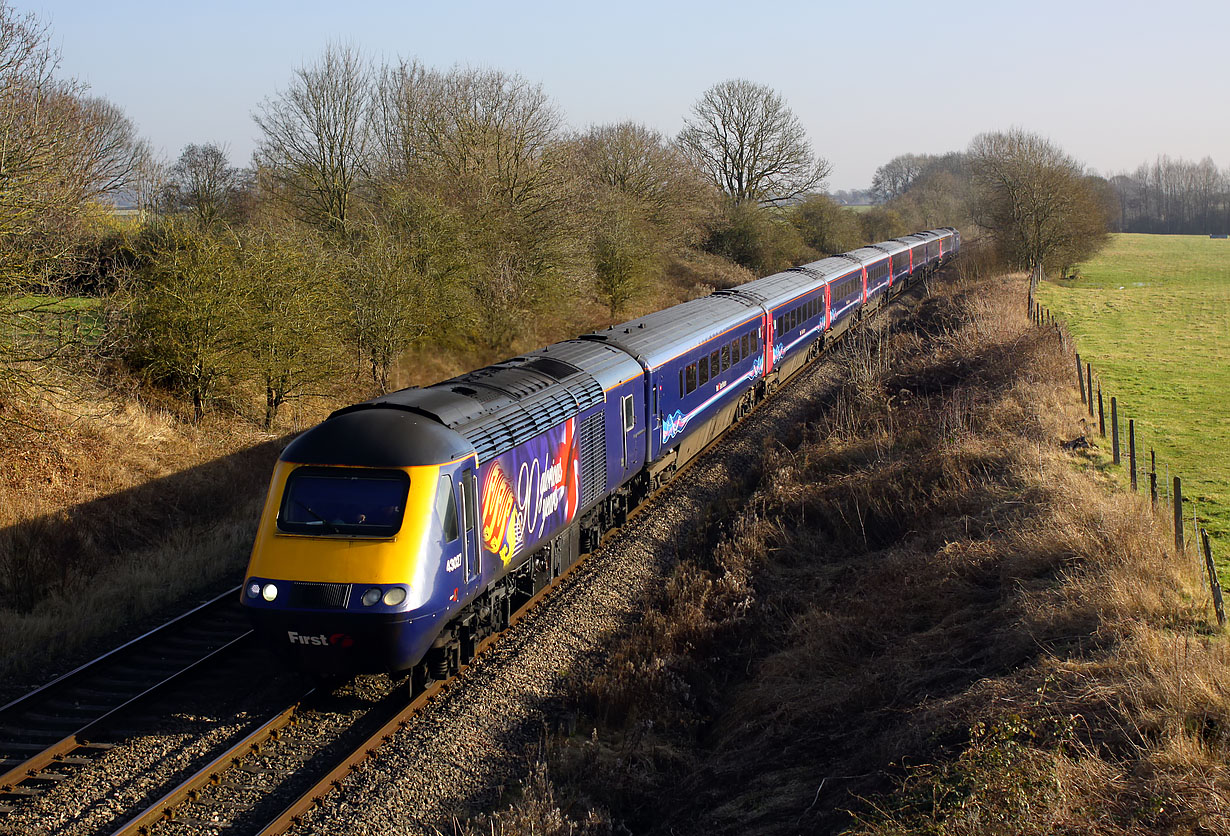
xmin=247 ymin=265 xmax=946 ymax=836
xmin=0 ymin=585 xmax=242 ymax=717
xmin=106 ymin=691 xmax=314 ymax=836
xmin=0 ymin=633 xmax=254 ymax=797
xmin=0 ymin=586 xmax=251 ymax=805
xmin=92 ymin=259 xmax=954 ymax=834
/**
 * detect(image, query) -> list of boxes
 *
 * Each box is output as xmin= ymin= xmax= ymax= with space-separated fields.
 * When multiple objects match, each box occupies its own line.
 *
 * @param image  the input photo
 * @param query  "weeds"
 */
xmin=465 ymin=267 xmax=1230 ymax=835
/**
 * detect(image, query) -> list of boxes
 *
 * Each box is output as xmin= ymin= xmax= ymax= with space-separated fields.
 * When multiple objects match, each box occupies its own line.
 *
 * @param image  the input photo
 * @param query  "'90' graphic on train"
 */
xmin=481 ymin=417 xmax=580 ymax=566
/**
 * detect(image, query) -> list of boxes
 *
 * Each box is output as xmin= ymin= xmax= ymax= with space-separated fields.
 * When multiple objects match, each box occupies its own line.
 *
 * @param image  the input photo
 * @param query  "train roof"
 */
xmin=845 ymin=245 xmax=892 ymax=264
xmin=868 ymin=239 xmax=909 ymax=256
xmin=583 ymin=294 xmax=762 ymax=370
xmin=722 ymin=257 xmax=848 ymax=310
xmin=280 ymin=407 xmax=473 ymax=468
xmin=286 ymin=341 xmax=641 ymax=466
xmin=896 ymin=231 xmax=938 ymax=247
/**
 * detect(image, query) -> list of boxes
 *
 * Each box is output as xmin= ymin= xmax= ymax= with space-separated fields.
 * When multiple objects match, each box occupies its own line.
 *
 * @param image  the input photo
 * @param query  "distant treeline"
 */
xmin=1108 ymin=157 xmax=1230 ymax=235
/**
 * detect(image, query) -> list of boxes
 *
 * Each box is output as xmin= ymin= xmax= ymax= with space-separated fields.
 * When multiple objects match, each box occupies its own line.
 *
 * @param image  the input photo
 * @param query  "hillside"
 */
xmin=461 ymin=266 xmax=1230 ymax=834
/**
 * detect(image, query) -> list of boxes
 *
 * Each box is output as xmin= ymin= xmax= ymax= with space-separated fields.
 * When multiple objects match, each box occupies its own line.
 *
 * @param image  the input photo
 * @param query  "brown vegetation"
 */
xmin=0 ymin=377 xmax=323 ymax=691
xmin=460 ymin=265 xmax=1229 ymax=834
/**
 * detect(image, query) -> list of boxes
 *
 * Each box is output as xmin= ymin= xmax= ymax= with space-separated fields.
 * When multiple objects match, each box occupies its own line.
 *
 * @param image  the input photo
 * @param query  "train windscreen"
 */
xmin=277 ymin=467 xmax=410 ymax=537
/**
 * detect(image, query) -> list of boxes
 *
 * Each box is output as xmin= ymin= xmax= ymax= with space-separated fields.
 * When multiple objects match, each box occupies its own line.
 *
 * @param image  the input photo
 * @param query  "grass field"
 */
xmin=1036 ymin=233 xmax=1230 ymax=576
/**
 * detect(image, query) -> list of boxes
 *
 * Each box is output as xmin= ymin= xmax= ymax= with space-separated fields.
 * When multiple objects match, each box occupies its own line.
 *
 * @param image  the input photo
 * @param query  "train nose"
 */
xmin=248 ymin=608 xmax=440 ymax=676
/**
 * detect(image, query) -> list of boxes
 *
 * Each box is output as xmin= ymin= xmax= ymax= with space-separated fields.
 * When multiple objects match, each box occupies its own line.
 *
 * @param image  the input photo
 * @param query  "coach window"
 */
xmin=731 ymin=337 xmax=740 ymax=364
xmin=710 ymin=349 xmax=720 ymax=376
xmin=679 ymin=369 xmax=685 ymax=399
xmin=741 ymin=334 xmax=749 ymax=358
xmin=699 ymin=356 xmax=709 ymax=385
xmin=436 ymin=473 xmax=458 ymax=542
xmin=686 ymin=362 xmax=697 ymax=394
xmin=721 ymin=344 xmax=730 ymax=372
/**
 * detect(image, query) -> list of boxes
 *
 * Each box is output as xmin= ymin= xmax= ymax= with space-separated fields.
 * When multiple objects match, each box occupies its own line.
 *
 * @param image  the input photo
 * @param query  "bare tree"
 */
xmin=253 ymin=43 xmax=371 ymax=234
xmin=65 ymin=96 xmax=152 ymax=203
xmin=0 ymin=4 xmax=84 ymax=278
xmin=413 ymin=67 xmax=563 ymax=210
xmin=369 ymin=64 xmax=576 ymax=351
xmin=677 ymin=79 xmax=830 ymax=206
xmin=871 ymin=153 xmax=929 ymax=202
xmin=338 ymin=219 xmax=435 ymax=393
xmin=236 ymin=224 xmax=340 ymax=427
xmin=161 ymin=143 xmax=246 ymax=226
xmin=574 ymin=121 xmax=711 ymax=246
xmin=969 ymin=129 xmax=1107 ymax=281
xmin=1111 ymin=155 xmax=1230 ymax=234
xmin=370 ymin=58 xmax=426 ymax=183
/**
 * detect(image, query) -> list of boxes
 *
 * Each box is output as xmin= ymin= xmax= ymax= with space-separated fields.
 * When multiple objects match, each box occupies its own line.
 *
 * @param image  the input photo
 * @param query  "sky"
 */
xmin=22 ymin=0 xmax=1230 ymax=191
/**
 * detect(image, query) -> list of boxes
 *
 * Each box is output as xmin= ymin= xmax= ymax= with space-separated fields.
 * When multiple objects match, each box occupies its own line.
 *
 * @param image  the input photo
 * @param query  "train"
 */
xmin=240 ymin=227 xmax=960 ymax=679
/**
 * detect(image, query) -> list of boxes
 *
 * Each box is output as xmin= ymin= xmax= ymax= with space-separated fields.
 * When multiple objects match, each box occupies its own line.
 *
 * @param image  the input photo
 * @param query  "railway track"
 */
xmin=2 ymin=270 xmax=945 ymax=834
xmin=105 ymin=541 xmax=593 ymax=836
xmin=0 ymin=586 xmax=252 ymax=813
xmin=95 ymin=274 xmax=940 ymax=836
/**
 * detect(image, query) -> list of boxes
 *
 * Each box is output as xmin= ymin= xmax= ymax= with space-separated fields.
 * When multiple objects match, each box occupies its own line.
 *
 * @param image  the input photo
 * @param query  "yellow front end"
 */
xmin=240 ymin=460 xmax=456 ymax=674
xmin=245 ymin=460 xmax=441 ymax=589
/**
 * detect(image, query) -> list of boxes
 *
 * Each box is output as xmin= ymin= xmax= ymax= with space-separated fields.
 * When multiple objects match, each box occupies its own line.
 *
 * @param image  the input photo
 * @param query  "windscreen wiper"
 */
xmin=295 ymin=499 xmax=339 ymax=533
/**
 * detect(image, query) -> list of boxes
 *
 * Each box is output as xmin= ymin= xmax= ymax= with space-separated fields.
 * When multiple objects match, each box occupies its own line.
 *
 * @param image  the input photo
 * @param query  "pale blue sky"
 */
xmin=25 ymin=0 xmax=1229 ymax=189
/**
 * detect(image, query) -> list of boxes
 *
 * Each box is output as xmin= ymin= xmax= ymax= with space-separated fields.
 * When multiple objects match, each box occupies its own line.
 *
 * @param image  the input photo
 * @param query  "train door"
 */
xmin=764 ymin=312 xmax=775 ymax=374
xmin=651 ymin=381 xmax=661 ymax=460
xmin=862 ymin=267 xmax=868 ymax=304
xmin=620 ymin=391 xmax=643 ymax=471
xmin=458 ymin=466 xmax=479 ymax=583
xmin=824 ymin=284 xmax=831 ymax=331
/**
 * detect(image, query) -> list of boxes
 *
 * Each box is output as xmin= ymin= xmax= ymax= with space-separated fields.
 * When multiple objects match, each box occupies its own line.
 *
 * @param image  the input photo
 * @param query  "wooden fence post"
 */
xmin=1087 ymin=363 xmax=1097 ymax=420
xmin=1174 ymin=476 xmax=1184 ymax=554
xmin=1077 ymin=354 xmax=1085 ymax=403
xmin=1111 ymin=397 xmax=1120 ymax=465
xmin=1098 ymin=387 xmax=1105 ymax=436
xmin=1150 ymin=449 xmax=1157 ymax=510
xmin=1129 ymin=419 xmax=1137 ymax=491
xmin=1202 ymin=529 xmax=1226 ymax=627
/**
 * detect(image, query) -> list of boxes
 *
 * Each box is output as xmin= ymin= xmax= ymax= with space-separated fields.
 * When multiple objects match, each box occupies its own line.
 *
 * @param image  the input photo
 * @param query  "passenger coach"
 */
xmin=240 ymin=228 xmax=960 ymax=678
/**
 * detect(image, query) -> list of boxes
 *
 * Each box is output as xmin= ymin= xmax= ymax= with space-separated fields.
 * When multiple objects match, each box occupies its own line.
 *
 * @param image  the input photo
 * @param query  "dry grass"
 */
xmin=462 ymin=264 xmax=1230 ymax=835
xmin=0 ymin=372 xmax=305 ymax=689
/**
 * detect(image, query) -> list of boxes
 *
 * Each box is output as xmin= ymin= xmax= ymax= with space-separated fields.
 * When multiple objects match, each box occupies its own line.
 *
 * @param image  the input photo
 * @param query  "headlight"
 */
xmin=382 ymin=587 xmax=407 ymax=606
xmin=261 ymin=583 xmax=278 ymax=602
xmin=247 ymin=582 xmax=261 ymax=599
xmin=361 ymin=587 xmax=381 ymax=607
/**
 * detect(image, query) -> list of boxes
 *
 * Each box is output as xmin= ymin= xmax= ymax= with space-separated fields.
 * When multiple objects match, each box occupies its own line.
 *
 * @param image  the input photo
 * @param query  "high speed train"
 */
xmin=240 ymin=228 xmax=959 ymax=680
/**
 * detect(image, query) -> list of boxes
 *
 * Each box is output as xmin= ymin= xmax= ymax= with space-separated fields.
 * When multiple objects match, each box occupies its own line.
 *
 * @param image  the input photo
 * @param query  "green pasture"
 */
xmin=7 ymin=294 xmax=104 ymax=345
xmin=1036 ymin=233 xmax=1230 ymax=579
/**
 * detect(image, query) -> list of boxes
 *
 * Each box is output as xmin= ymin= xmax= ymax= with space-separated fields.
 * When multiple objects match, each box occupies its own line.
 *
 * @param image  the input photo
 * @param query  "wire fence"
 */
xmin=1027 ymin=290 xmax=1227 ymax=628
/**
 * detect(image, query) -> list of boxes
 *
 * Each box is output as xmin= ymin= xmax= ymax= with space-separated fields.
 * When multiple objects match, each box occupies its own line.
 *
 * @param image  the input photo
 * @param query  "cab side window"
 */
xmin=436 ymin=473 xmax=459 ymax=542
